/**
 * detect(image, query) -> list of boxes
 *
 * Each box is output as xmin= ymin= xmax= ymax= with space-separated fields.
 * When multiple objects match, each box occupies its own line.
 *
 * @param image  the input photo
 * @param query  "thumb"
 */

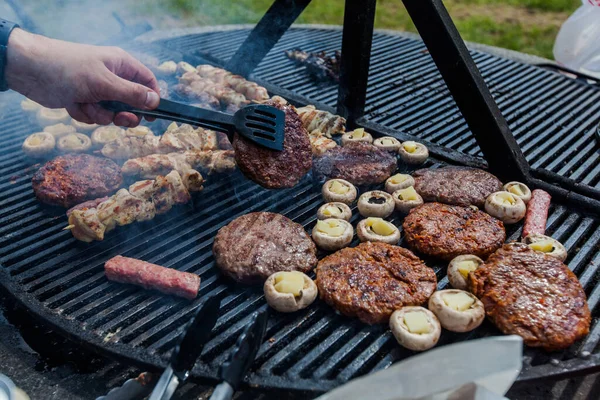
xmin=103 ymin=75 xmax=160 ymax=110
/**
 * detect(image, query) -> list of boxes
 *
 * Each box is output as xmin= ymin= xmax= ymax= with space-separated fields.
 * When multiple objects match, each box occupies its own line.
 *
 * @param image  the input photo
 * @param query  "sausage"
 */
xmin=105 ymin=256 xmax=200 ymax=299
xmin=522 ymin=189 xmax=551 ymax=240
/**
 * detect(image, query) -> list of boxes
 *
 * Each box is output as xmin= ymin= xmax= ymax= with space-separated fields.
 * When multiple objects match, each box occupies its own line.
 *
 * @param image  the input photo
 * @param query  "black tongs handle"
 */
xmin=100 ymin=99 xmax=236 ymax=135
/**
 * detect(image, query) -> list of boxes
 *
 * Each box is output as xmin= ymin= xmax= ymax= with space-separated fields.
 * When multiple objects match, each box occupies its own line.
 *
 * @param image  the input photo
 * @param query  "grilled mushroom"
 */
xmin=428 ymin=289 xmax=485 ymax=332
xmin=357 ymin=190 xmax=394 ymax=218
xmin=322 ymin=179 xmax=357 ymax=204
xmin=385 ymin=173 xmax=415 ymax=194
xmin=91 ymin=126 xmax=125 ymax=149
xmin=43 ymin=123 xmax=76 ymax=138
xmin=484 ymin=191 xmax=526 ymax=224
xmin=357 ymin=217 xmax=400 ymax=245
xmin=393 ymin=186 xmax=424 ymax=213
xmin=57 ymin=133 xmax=92 ymax=153
xmin=317 ymin=202 xmax=352 ymax=221
xmin=177 ymin=61 xmax=196 ymax=75
xmin=36 ymin=108 xmax=70 ymax=126
xmin=390 ymin=306 xmax=441 ymax=351
xmin=312 ymin=218 xmax=354 ymax=251
xmin=447 ymin=255 xmax=484 ymax=290
xmin=156 ymin=60 xmax=177 ymax=75
xmin=22 ymin=132 xmax=55 ymax=158
xmin=373 ymin=136 xmax=401 ymax=152
xmin=503 ymin=181 xmax=532 ymax=204
xmin=399 ymin=141 xmax=428 ymax=165
xmin=523 ymin=233 xmax=567 ymax=262
xmin=264 ymin=271 xmax=318 ymax=313
xmin=71 ymin=120 xmax=99 ymax=133
xmin=20 ymin=98 xmax=42 ymax=113
xmin=341 ymin=128 xmax=373 ymax=146
xmin=125 ymin=126 xmax=153 ymax=137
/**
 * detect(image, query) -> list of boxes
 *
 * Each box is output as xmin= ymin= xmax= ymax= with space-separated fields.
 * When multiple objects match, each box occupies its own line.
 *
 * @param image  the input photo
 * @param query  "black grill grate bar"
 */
xmin=545 ymin=130 xmax=598 ymax=176
xmin=0 ymin=205 xmax=46 ymax=244
xmin=568 ymin=150 xmax=600 ymax=185
xmin=0 ymin=187 xmax=35 ymax=212
xmin=1 ymin=228 xmax=75 ymax=265
xmin=337 ymin=333 xmax=394 ymax=381
xmin=0 ymin=211 xmax=49 ymax=237
xmin=0 ymin=174 xmax=30 ymax=195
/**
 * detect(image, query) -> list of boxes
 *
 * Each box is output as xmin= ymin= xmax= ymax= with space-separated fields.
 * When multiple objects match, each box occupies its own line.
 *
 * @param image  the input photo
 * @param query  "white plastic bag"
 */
xmin=553 ymin=0 xmax=600 ymax=78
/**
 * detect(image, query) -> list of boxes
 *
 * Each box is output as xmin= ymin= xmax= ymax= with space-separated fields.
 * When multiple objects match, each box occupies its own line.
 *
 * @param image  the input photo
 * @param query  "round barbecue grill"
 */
xmin=1 ymin=24 xmax=599 ymax=395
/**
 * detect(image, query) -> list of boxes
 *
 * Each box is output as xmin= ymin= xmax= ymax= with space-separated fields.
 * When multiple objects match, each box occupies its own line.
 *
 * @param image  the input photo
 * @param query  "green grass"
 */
xmin=135 ymin=0 xmax=582 ymax=59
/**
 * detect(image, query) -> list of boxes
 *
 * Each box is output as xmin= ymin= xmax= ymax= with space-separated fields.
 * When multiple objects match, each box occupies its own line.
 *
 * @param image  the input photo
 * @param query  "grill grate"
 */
xmin=0 ymin=27 xmax=600 ymax=393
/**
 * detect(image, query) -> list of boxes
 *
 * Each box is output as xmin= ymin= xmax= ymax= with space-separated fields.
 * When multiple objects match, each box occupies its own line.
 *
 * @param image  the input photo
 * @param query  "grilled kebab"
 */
xmin=195 ymin=64 xmax=270 ymax=102
xmin=122 ymin=150 xmax=236 ymax=179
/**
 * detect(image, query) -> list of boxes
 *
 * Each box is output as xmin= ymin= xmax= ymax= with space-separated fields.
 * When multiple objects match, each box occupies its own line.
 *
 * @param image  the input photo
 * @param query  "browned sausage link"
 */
xmin=522 ymin=189 xmax=551 ymax=240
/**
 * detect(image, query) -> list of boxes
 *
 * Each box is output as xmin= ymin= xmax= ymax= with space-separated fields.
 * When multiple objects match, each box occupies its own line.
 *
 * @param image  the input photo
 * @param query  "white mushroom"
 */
xmin=43 ymin=123 xmax=76 ymax=139
xmin=503 ymin=181 xmax=532 ymax=204
xmin=357 ymin=217 xmax=400 ymax=245
xmin=428 ymin=289 xmax=485 ymax=332
xmin=373 ymin=136 xmax=401 ymax=152
xmin=357 ymin=190 xmax=395 ymax=218
xmin=91 ymin=126 xmax=125 ymax=149
xmin=523 ymin=233 xmax=567 ymax=262
xmin=20 ymin=98 xmax=42 ymax=113
xmin=385 ymin=173 xmax=415 ymax=194
xmin=390 ymin=306 xmax=442 ymax=351
xmin=57 ymin=133 xmax=92 ymax=153
xmin=177 ymin=61 xmax=196 ymax=75
xmin=22 ymin=132 xmax=55 ymax=158
xmin=399 ymin=141 xmax=428 ymax=165
xmin=447 ymin=255 xmax=484 ymax=290
xmin=312 ymin=218 xmax=354 ymax=251
xmin=317 ymin=202 xmax=352 ymax=221
xmin=71 ymin=120 xmax=99 ymax=133
xmin=264 ymin=271 xmax=318 ymax=313
xmin=322 ymin=179 xmax=357 ymax=204
xmin=156 ymin=60 xmax=178 ymax=75
xmin=393 ymin=186 xmax=424 ymax=213
xmin=125 ymin=126 xmax=153 ymax=137
xmin=341 ymin=128 xmax=373 ymax=146
xmin=36 ymin=108 xmax=70 ymax=126
xmin=484 ymin=191 xmax=526 ymax=224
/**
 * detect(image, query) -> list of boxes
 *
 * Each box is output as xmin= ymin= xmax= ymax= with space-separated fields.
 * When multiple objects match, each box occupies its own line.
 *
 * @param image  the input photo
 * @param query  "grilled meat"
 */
xmin=122 ymin=150 xmax=235 ymax=179
xmin=316 ymin=242 xmax=437 ymax=324
xmin=32 ymin=154 xmax=122 ymax=208
xmin=213 ymin=212 xmax=318 ymax=284
xmin=312 ymin=142 xmax=397 ymax=185
xmin=522 ymin=189 xmax=551 ymax=240
xmin=105 ymin=256 xmax=200 ymax=300
xmin=413 ymin=167 xmax=503 ymax=208
xmin=285 ymin=49 xmax=341 ymax=82
xmin=176 ymin=71 xmax=249 ymax=111
xmin=309 ymin=132 xmax=338 ymax=155
xmin=195 ymin=64 xmax=269 ymax=102
xmin=296 ymin=105 xmax=346 ymax=137
xmin=233 ymin=99 xmax=312 ymax=188
xmin=403 ymin=202 xmax=506 ymax=261
xmin=468 ymin=243 xmax=590 ymax=351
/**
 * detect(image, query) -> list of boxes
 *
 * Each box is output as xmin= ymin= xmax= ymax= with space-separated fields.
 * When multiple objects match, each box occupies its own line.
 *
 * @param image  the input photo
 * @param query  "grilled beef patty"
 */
xmin=233 ymin=100 xmax=312 ymax=188
xmin=312 ymin=142 xmax=397 ymax=185
xmin=468 ymin=243 xmax=590 ymax=351
xmin=213 ymin=212 xmax=318 ymax=283
xmin=403 ymin=202 xmax=505 ymax=260
xmin=316 ymin=242 xmax=437 ymax=324
xmin=32 ymin=154 xmax=122 ymax=208
xmin=413 ymin=167 xmax=503 ymax=207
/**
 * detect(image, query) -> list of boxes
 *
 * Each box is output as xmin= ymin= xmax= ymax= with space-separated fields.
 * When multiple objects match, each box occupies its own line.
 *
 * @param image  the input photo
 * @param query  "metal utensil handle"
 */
xmin=208 ymin=382 xmax=234 ymax=400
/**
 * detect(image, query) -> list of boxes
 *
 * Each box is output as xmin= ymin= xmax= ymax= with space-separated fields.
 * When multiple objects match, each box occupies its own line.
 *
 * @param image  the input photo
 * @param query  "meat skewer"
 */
xmin=122 ymin=150 xmax=236 ymax=179
xmin=296 ymin=105 xmax=346 ymax=138
xmin=105 ymin=256 xmax=200 ymax=299
xmin=285 ymin=49 xmax=341 ymax=82
xmin=176 ymin=72 xmax=250 ymax=111
xmin=195 ymin=64 xmax=270 ymax=102
xmin=522 ymin=189 xmax=552 ymax=240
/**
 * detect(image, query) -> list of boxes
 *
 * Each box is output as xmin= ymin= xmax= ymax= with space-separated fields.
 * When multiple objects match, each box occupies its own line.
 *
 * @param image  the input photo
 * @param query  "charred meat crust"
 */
xmin=316 ymin=242 xmax=437 ymax=324
xmin=213 ymin=212 xmax=318 ymax=284
xmin=233 ymin=100 xmax=312 ymax=189
xmin=413 ymin=167 xmax=503 ymax=207
xmin=32 ymin=154 xmax=122 ymax=208
xmin=312 ymin=142 xmax=397 ymax=185
xmin=403 ymin=202 xmax=506 ymax=261
xmin=468 ymin=243 xmax=591 ymax=351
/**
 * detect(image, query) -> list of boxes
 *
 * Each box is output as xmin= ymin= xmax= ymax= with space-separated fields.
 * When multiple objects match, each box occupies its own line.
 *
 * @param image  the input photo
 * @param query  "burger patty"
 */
xmin=312 ymin=142 xmax=397 ymax=185
xmin=468 ymin=243 xmax=590 ymax=351
xmin=213 ymin=212 xmax=318 ymax=283
xmin=413 ymin=167 xmax=503 ymax=207
xmin=403 ymin=202 xmax=505 ymax=260
xmin=316 ymin=242 xmax=437 ymax=324
xmin=233 ymin=100 xmax=312 ymax=188
xmin=32 ymin=154 xmax=122 ymax=208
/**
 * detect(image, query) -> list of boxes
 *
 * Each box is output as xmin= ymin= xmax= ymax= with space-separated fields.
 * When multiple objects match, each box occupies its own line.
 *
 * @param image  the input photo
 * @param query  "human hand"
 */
xmin=5 ymin=28 xmax=160 ymax=127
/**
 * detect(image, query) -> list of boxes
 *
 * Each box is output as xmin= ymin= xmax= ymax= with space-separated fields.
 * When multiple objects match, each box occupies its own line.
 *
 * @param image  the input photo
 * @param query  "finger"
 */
xmin=114 ymin=111 xmax=141 ymax=127
xmin=81 ymin=103 xmax=115 ymax=125
xmin=66 ymin=104 xmax=94 ymax=124
xmin=100 ymin=73 xmax=160 ymax=111
xmin=113 ymin=49 xmax=160 ymax=93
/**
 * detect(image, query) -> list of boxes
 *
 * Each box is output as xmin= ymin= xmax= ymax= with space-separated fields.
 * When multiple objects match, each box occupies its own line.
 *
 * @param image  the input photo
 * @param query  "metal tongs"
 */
xmin=100 ymin=98 xmax=285 ymax=151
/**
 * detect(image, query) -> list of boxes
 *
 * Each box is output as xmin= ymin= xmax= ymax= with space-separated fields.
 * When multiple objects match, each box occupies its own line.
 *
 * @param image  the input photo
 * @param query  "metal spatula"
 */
xmin=100 ymin=98 xmax=285 ymax=151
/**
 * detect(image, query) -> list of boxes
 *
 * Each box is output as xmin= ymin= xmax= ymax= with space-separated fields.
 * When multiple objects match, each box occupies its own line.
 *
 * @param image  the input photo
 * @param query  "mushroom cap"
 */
xmin=341 ymin=129 xmax=374 ymax=146
xmin=357 ymin=190 xmax=395 ymax=218
xmin=322 ymin=179 xmax=358 ymax=205
xmin=373 ymin=136 xmax=401 ymax=152
xmin=503 ymin=181 xmax=532 ymax=204
xmin=312 ymin=218 xmax=354 ymax=251
xmin=356 ymin=218 xmax=400 ymax=245
xmin=43 ymin=123 xmax=76 ymax=138
xmin=399 ymin=141 xmax=428 ymax=165
xmin=392 ymin=187 xmax=424 ymax=213
xmin=156 ymin=60 xmax=178 ymax=75
xmin=36 ymin=108 xmax=70 ymax=126
xmin=57 ymin=133 xmax=92 ymax=153
xmin=523 ymin=233 xmax=568 ymax=262
xmin=71 ymin=119 xmax=99 ymax=133
xmin=390 ymin=306 xmax=442 ymax=351
xmin=91 ymin=126 xmax=125 ymax=148
xmin=484 ymin=191 xmax=526 ymax=224
xmin=447 ymin=254 xmax=484 ymax=290
xmin=22 ymin=132 xmax=56 ymax=158
xmin=385 ymin=174 xmax=415 ymax=194
xmin=264 ymin=271 xmax=318 ymax=313
xmin=317 ymin=202 xmax=353 ymax=221
xmin=428 ymin=289 xmax=485 ymax=332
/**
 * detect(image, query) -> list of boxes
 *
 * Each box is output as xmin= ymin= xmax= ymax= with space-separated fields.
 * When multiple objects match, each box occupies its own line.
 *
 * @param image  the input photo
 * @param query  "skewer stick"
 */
xmin=63 ymin=224 xmax=75 ymax=231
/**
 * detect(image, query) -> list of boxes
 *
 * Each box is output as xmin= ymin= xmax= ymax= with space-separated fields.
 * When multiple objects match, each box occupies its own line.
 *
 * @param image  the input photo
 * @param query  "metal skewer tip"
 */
xmin=63 ymin=224 xmax=75 ymax=231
